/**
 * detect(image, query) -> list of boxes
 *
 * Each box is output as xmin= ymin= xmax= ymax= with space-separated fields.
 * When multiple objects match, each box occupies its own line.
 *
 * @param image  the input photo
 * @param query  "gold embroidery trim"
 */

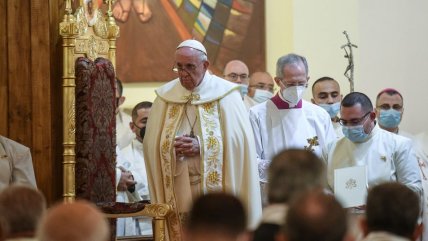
xmin=159 ymin=103 xmax=183 ymax=241
xmin=199 ymin=101 xmax=223 ymax=192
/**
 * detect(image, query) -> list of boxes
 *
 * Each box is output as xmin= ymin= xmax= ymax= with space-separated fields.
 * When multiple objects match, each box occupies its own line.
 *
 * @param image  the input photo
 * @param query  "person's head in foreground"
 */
xmin=37 ymin=200 xmax=109 ymax=241
xmin=0 ymin=184 xmax=46 ymax=239
xmin=184 ymin=192 xmax=248 ymax=241
xmin=361 ymin=182 xmax=422 ymax=241
xmin=278 ymin=190 xmax=349 ymax=241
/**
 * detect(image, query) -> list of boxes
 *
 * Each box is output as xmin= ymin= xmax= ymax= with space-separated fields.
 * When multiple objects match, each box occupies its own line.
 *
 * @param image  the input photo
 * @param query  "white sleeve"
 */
xmin=249 ymin=109 xmax=270 ymax=183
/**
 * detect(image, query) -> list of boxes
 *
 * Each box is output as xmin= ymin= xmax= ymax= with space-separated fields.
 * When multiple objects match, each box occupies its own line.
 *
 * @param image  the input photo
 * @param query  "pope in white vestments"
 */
xmin=143 ymin=40 xmax=261 ymax=241
xmin=0 ymin=135 xmax=37 ymax=191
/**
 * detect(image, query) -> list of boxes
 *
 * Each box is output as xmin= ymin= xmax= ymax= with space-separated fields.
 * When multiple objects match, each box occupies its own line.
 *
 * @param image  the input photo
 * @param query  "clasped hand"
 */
xmin=174 ymin=134 xmax=200 ymax=157
xmin=117 ymin=167 xmax=137 ymax=192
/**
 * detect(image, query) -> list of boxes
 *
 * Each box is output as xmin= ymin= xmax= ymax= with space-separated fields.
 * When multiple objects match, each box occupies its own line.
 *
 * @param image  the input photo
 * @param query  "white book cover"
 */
xmin=334 ymin=166 xmax=368 ymax=208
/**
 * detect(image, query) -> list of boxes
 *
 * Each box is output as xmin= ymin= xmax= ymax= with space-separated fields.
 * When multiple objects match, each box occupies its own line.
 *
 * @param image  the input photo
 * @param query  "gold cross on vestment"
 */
xmin=304 ymin=136 xmax=319 ymax=152
xmin=182 ymin=93 xmax=200 ymax=102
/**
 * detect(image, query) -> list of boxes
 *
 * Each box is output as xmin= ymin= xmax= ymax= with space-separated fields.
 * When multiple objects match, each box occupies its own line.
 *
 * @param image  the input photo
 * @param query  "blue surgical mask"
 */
xmin=378 ymin=109 xmax=401 ymax=128
xmin=238 ymin=84 xmax=248 ymax=98
xmin=342 ymin=125 xmax=369 ymax=143
xmin=252 ymin=89 xmax=274 ymax=103
xmin=318 ymin=102 xmax=341 ymax=118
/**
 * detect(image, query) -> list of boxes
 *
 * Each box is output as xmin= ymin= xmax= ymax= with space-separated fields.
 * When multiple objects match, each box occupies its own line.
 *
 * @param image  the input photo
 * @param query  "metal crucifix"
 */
xmin=341 ymin=31 xmax=358 ymax=92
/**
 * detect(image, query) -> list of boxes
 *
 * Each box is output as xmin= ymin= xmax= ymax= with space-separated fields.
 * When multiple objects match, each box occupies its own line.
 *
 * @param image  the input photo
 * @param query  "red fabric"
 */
xmin=270 ymin=94 xmax=303 ymax=109
xmin=75 ymin=57 xmax=116 ymax=203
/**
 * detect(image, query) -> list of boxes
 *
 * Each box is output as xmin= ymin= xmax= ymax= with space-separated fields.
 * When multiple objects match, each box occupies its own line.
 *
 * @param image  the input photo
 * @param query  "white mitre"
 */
xmin=177 ymin=39 xmax=207 ymax=55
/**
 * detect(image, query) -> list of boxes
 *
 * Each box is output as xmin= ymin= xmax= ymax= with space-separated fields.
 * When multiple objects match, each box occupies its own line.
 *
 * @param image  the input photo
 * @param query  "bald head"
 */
xmin=37 ymin=200 xmax=109 ymax=241
xmin=223 ymin=60 xmax=249 ymax=84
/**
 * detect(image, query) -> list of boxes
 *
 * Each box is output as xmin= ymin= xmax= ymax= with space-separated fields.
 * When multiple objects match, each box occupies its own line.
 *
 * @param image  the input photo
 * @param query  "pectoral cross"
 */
xmin=304 ymin=136 xmax=319 ymax=152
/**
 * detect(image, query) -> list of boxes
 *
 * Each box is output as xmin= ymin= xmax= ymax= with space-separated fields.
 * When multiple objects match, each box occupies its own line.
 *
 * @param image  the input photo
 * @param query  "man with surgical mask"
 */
xmin=375 ymin=88 xmax=404 ymax=134
xmin=375 ymin=88 xmax=428 ymax=240
xmin=223 ymin=60 xmax=250 ymax=98
xmin=246 ymin=71 xmax=275 ymax=107
xmin=116 ymin=101 xmax=152 ymax=236
xmin=322 ymin=92 xmax=422 ymax=201
xmin=249 ymin=53 xmax=336 ymax=205
xmin=311 ymin=77 xmax=343 ymax=138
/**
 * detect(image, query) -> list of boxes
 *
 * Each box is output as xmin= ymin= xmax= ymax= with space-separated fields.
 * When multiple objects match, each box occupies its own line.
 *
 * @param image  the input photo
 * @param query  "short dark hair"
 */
xmin=283 ymin=191 xmax=347 ymax=241
xmin=131 ymin=101 xmax=152 ymax=121
xmin=341 ymin=92 xmax=373 ymax=113
xmin=268 ymin=149 xmax=324 ymax=204
xmin=376 ymin=88 xmax=404 ymax=105
xmin=0 ymin=185 xmax=46 ymax=235
xmin=187 ymin=193 xmax=247 ymax=237
xmin=116 ymin=78 xmax=123 ymax=97
xmin=366 ymin=182 xmax=420 ymax=238
xmin=311 ymin=76 xmax=338 ymax=94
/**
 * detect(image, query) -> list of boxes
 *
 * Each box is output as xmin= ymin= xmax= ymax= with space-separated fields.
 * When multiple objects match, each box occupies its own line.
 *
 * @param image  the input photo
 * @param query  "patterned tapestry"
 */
xmin=113 ymin=0 xmax=265 ymax=82
xmin=75 ymin=57 xmax=117 ymax=204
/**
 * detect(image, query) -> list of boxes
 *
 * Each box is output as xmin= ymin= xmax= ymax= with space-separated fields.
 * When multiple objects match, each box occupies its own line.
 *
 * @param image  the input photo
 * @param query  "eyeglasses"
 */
xmin=277 ymin=78 xmax=307 ymax=88
xmin=339 ymin=111 xmax=371 ymax=126
xmin=249 ymin=84 xmax=275 ymax=93
xmin=172 ymin=62 xmax=203 ymax=73
xmin=376 ymin=104 xmax=403 ymax=111
xmin=226 ymin=73 xmax=249 ymax=81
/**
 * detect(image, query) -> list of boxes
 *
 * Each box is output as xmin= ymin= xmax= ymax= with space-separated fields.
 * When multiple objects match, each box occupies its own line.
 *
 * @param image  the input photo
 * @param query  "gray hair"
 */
xmin=268 ymin=149 xmax=325 ymax=204
xmin=275 ymin=53 xmax=308 ymax=78
xmin=197 ymin=50 xmax=208 ymax=62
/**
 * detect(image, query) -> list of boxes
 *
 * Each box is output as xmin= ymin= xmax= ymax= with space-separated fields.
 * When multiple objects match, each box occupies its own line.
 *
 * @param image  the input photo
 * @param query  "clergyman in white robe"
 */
xmin=116 ymin=139 xmax=152 ymax=236
xmin=322 ymin=124 xmax=422 ymax=197
xmin=143 ymin=71 xmax=262 ymax=241
xmin=249 ymin=94 xmax=336 ymax=183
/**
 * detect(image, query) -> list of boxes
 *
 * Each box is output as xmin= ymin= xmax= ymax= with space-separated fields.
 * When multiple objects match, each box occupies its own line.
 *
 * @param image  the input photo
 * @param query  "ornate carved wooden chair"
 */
xmin=59 ymin=1 xmax=170 ymax=240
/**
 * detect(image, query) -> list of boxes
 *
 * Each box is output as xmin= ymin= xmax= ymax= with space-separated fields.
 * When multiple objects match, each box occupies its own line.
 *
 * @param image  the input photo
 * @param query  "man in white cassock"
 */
xmin=116 ymin=101 xmax=152 ymax=237
xmin=246 ymin=72 xmax=275 ymax=107
xmin=249 ymin=53 xmax=336 ymax=205
xmin=143 ymin=40 xmax=262 ymax=241
xmin=116 ymin=78 xmax=134 ymax=150
xmin=323 ymin=91 xmax=422 ymax=197
xmin=0 ymin=135 xmax=37 ymax=191
xmin=311 ymin=76 xmax=344 ymax=139
xmin=375 ymin=88 xmax=428 ymax=241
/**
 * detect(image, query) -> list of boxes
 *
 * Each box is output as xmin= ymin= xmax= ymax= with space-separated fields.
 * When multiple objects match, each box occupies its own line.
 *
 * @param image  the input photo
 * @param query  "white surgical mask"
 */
xmin=281 ymin=86 xmax=306 ymax=106
xmin=252 ymin=89 xmax=274 ymax=103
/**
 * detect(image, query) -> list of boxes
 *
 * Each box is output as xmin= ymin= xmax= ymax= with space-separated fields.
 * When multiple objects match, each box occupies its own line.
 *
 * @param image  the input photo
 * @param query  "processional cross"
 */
xmin=341 ymin=31 xmax=358 ymax=92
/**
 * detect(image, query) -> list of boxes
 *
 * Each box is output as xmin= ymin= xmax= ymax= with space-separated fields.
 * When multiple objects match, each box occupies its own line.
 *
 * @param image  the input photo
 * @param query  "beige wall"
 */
xmin=122 ymin=0 xmax=428 ymax=134
xmin=357 ymin=0 xmax=428 ymax=134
